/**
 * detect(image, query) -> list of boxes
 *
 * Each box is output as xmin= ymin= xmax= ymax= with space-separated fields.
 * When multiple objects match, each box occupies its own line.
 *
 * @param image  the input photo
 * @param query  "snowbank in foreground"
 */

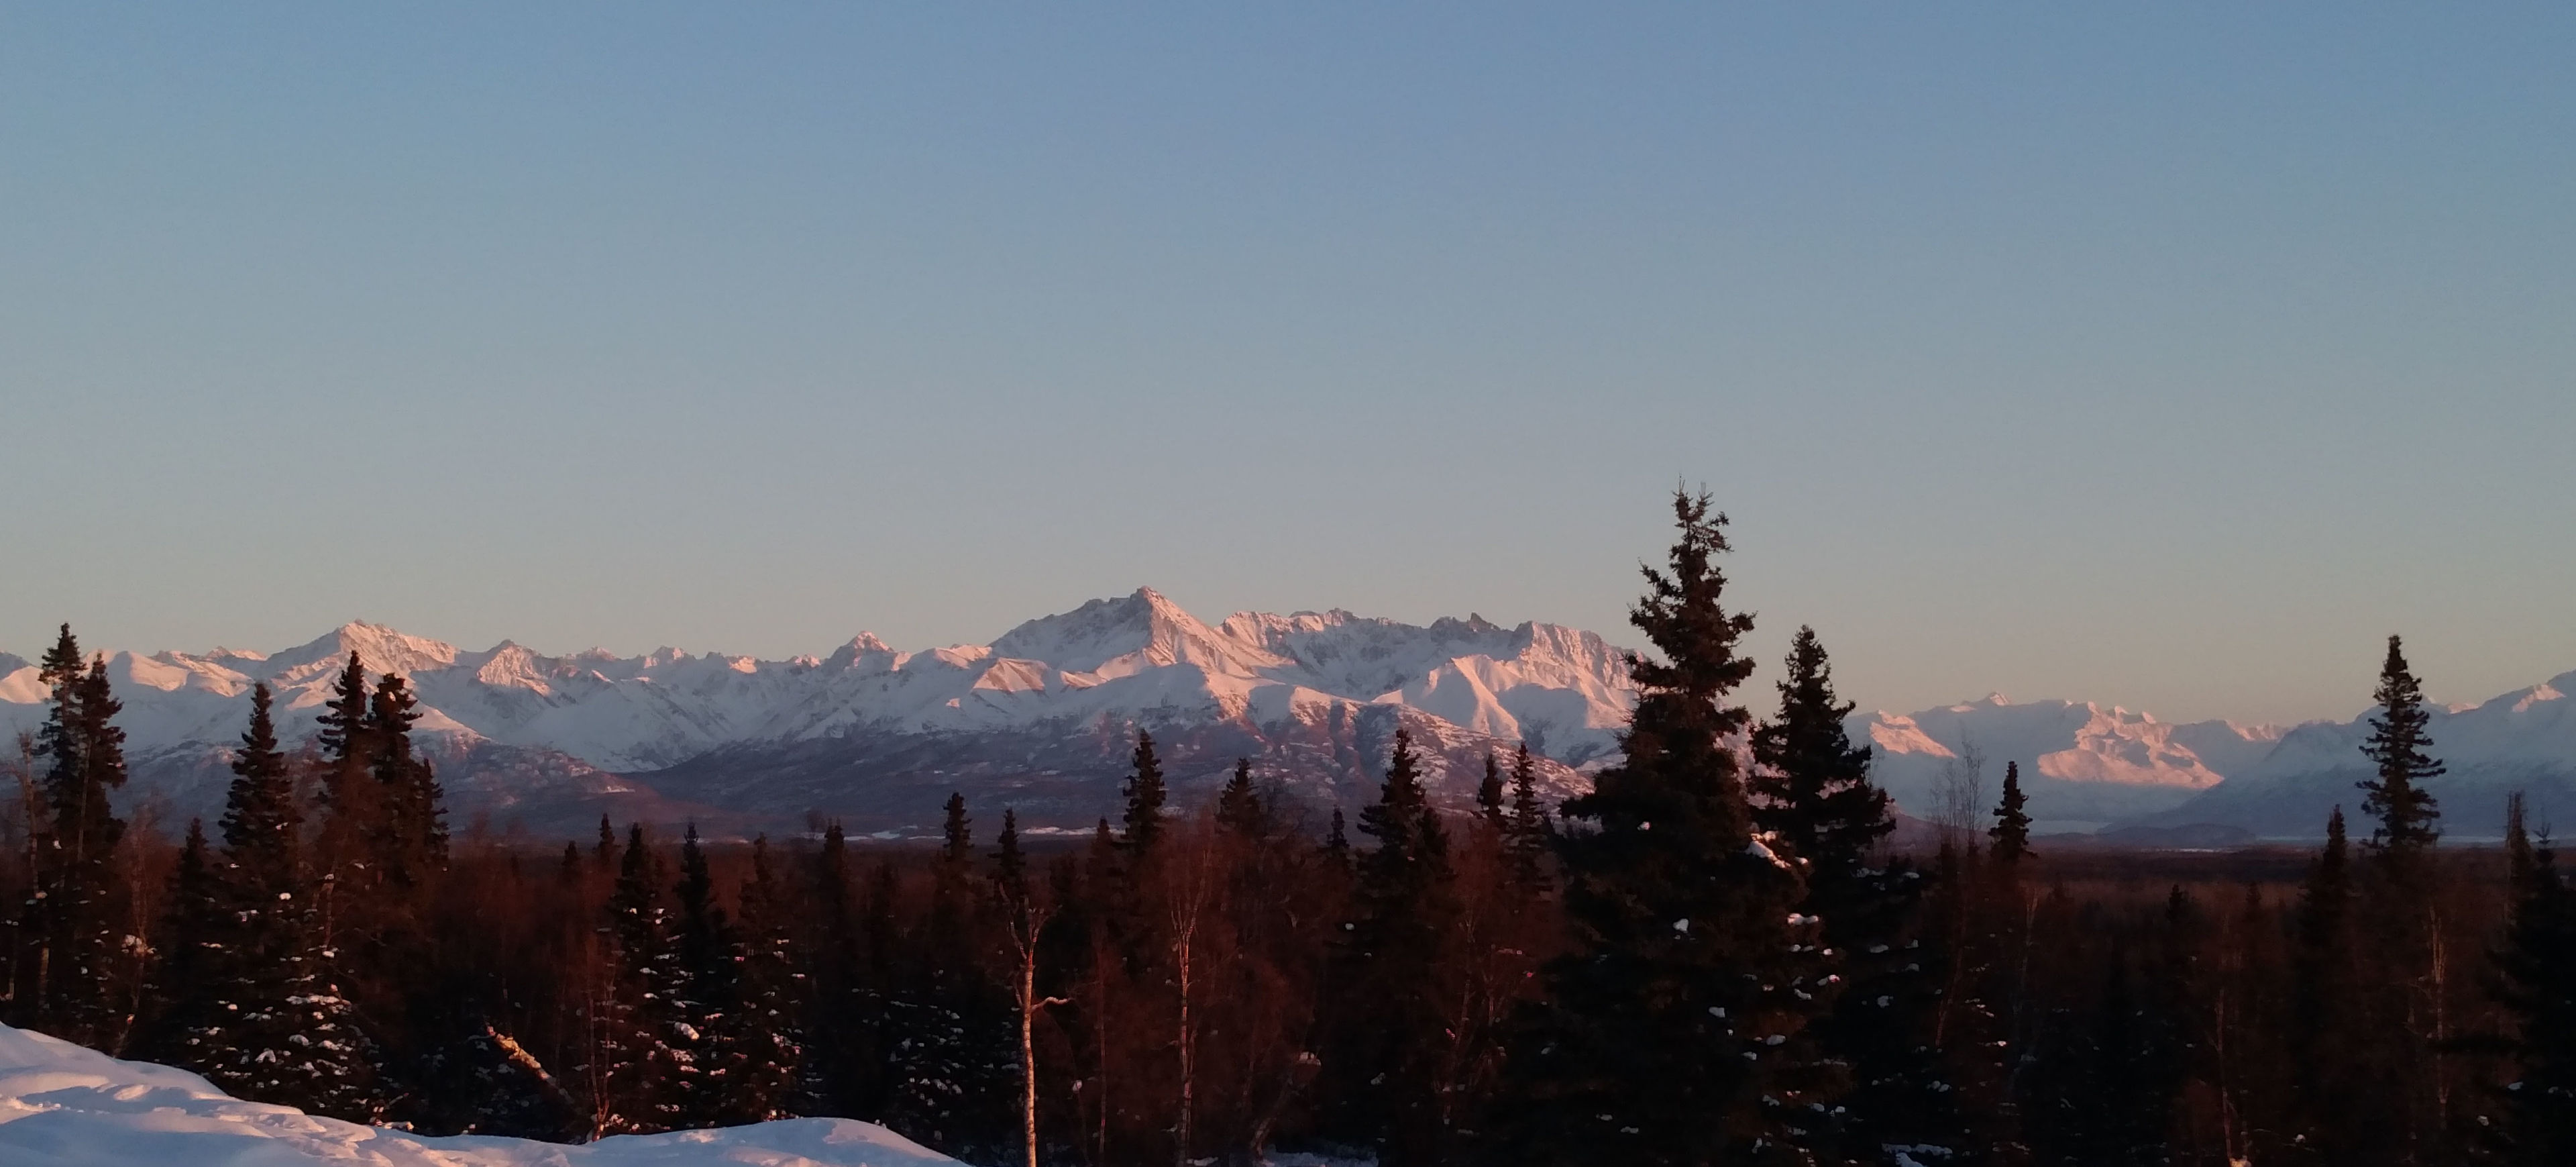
xmin=0 ymin=1023 xmax=955 ymax=1166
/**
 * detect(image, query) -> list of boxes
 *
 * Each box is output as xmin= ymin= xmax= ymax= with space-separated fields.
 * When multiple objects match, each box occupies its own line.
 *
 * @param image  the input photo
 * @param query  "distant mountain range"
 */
xmin=0 ymin=590 xmax=1632 ymax=836
xmin=6 ymin=594 xmax=2571 ymax=842
xmin=1858 ymin=674 xmax=2576 ymax=839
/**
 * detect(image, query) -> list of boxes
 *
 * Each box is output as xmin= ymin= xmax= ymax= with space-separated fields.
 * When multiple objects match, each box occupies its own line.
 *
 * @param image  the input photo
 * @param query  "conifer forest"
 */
xmin=7 ymin=493 xmax=2574 ymax=1167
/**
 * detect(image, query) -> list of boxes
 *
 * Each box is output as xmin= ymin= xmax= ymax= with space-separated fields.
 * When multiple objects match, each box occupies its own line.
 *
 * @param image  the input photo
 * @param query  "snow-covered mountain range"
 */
xmin=7 ymin=592 xmax=2571 ymax=842
xmin=0 ymin=589 xmax=1634 ymax=835
xmin=1852 ymin=674 xmax=2576 ymax=838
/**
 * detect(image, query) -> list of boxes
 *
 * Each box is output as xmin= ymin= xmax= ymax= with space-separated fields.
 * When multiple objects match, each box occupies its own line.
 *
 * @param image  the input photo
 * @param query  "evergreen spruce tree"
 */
xmin=1751 ymin=626 xmax=1891 ymax=896
xmin=1322 ymin=807 xmax=1352 ymax=872
xmin=593 ymin=815 xmax=618 ymax=874
xmin=2488 ymin=795 xmax=2576 ymax=1165
xmin=666 ymin=823 xmax=732 ymax=1127
xmin=315 ymin=653 xmax=374 ymax=813
xmin=1475 ymin=752 xmax=1507 ymax=829
xmin=311 ymin=654 xmax=380 ymax=999
xmin=1324 ymin=729 xmax=1460 ymax=1166
xmin=1989 ymin=761 xmax=2032 ymax=867
xmin=599 ymin=824 xmax=677 ymax=1135
xmin=991 ymin=809 xmax=1030 ymax=909
xmin=142 ymin=821 xmax=230 ymax=1069
xmin=890 ymin=793 xmax=1012 ymax=1160
xmin=2351 ymin=636 xmax=2448 ymax=1160
xmin=2286 ymin=805 xmax=2388 ymax=1162
xmin=20 ymin=629 xmax=134 ymax=1050
xmin=1216 ymin=758 xmax=1266 ymax=838
xmin=198 ymin=683 xmax=382 ymax=1119
xmin=1120 ymin=731 xmax=1167 ymax=860
xmin=367 ymin=672 xmax=447 ymax=888
xmin=2359 ymin=634 xmax=2444 ymax=857
xmin=2290 ymin=807 xmax=2352 ymax=1092
xmin=218 ymin=684 xmax=299 ymax=885
xmin=1504 ymin=744 xmax=1554 ymax=897
xmin=721 ymin=835 xmax=803 ymax=1125
xmin=928 ymin=793 xmax=977 ymax=961
xmin=1481 ymin=491 xmax=1817 ymax=1166
xmin=799 ymin=821 xmax=879 ymax=1119
xmin=1750 ymin=625 xmax=1937 ymax=1161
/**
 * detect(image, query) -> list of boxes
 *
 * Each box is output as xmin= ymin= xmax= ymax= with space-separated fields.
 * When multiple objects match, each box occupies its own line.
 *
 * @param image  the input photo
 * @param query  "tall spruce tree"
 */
xmin=721 ymin=835 xmax=802 ymax=1125
xmin=21 ymin=629 xmax=134 ymax=1050
xmin=2489 ymin=795 xmax=2576 ymax=1165
xmin=1482 ymin=491 xmax=1818 ymax=1166
xmin=598 ymin=823 xmax=677 ymax=1135
xmin=196 ymin=683 xmax=380 ymax=1117
xmin=1322 ymin=807 xmax=1352 ymax=872
xmin=1750 ymin=625 xmax=1940 ymax=1161
xmin=1750 ymin=625 xmax=1892 ymax=916
xmin=1216 ymin=758 xmax=1266 ymax=838
xmin=142 ymin=821 xmax=229 ymax=1068
xmin=2353 ymin=636 xmax=2449 ymax=1160
xmin=1990 ymin=761 xmax=2032 ymax=867
xmin=219 ymin=684 xmax=300 ymax=890
xmin=991 ymin=809 xmax=1030 ymax=909
xmin=1504 ymin=744 xmax=1554 ymax=897
xmin=313 ymin=654 xmax=376 ymax=916
xmin=666 ymin=823 xmax=731 ymax=1126
xmin=800 ymin=821 xmax=881 ymax=1119
xmin=311 ymin=654 xmax=380 ymax=978
xmin=367 ymin=672 xmax=447 ymax=888
xmin=890 ymin=793 xmax=1012 ymax=1160
xmin=2290 ymin=807 xmax=2353 ymax=1116
xmin=2359 ymin=635 xmax=2444 ymax=856
xmin=1475 ymin=752 xmax=1507 ymax=829
xmin=1121 ymin=732 xmax=1168 ymax=860
xmin=1325 ymin=729 xmax=1460 ymax=1166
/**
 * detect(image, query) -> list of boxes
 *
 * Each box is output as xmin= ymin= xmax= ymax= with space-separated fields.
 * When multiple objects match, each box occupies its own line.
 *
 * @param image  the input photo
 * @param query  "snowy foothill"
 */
xmin=0 ymin=1023 xmax=955 ymax=1167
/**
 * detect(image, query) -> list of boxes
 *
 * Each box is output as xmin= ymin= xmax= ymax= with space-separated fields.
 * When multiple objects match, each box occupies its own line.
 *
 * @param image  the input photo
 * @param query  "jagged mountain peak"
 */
xmin=264 ymin=620 xmax=461 ymax=682
xmin=991 ymin=586 xmax=1287 ymax=679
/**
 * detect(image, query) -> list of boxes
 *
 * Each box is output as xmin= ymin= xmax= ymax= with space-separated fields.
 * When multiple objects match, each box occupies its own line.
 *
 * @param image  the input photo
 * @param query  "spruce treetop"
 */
xmin=315 ymin=652 xmax=370 ymax=762
xmin=1751 ymin=625 xmax=1888 ymax=883
xmin=1580 ymin=489 xmax=1761 ymax=840
xmin=219 ymin=682 xmax=301 ymax=888
xmin=1475 ymin=752 xmax=1507 ymax=827
xmin=991 ymin=807 xmax=1029 ymax=908
xmin=1216 ymin=757 xmax=1265 ymax=837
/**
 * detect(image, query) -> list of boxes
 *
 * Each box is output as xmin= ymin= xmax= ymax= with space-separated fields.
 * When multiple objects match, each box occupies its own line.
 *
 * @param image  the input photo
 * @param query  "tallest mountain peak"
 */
xmin=266 ymin=620 xmax=461 ymax=681
xmin=991 ymin=587 xmax=1287 ymax=678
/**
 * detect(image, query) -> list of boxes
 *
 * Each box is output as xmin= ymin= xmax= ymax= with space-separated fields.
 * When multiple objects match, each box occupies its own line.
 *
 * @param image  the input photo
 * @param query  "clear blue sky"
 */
xmin=3 ymin=4 xmax=2570 ymax=724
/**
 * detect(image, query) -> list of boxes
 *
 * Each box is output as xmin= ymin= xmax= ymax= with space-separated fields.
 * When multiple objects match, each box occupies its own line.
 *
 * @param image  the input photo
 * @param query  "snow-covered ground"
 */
xmin=0 ymin=1023 xmax=954 ymax=1166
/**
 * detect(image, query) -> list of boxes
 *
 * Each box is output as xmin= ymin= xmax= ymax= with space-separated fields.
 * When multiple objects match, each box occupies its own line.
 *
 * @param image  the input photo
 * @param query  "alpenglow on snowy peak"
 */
xmin=0 ymin=589 xmax=1642 ymax=834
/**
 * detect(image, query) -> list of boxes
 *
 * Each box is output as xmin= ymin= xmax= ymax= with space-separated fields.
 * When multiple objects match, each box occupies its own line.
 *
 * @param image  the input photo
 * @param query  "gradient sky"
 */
xmin=3 ymin=4 xmax=2571 ymax=725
